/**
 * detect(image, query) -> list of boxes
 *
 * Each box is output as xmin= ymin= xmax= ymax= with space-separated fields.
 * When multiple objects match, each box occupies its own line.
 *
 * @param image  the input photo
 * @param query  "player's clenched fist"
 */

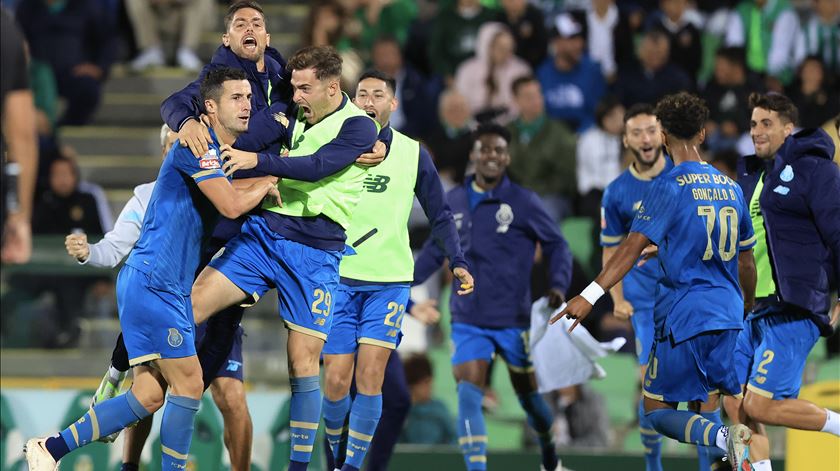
xmin=65 ymin=232 xmax=89 ymax=262
xmin=549 ymin=295 xmax=593 ymax=332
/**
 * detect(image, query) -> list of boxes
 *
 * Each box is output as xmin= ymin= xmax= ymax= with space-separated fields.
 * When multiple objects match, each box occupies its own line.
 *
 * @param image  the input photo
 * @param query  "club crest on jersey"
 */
xmin=780 ymin=165 xmax=794 ymax=182
xmin=167 ymin=328 xmax=184 ymax=348
xmin=199 ymin=148 xmax=220 ymax=169
xmin=496 ymin=203 xmax=514 ymax=233
xmin=273 ymin=112 xmax=289 ymax=128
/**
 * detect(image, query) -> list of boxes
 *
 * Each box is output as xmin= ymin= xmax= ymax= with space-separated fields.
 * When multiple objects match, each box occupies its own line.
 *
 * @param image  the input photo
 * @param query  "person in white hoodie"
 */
xmin=455 ymin=22 xmax=532 ymax=124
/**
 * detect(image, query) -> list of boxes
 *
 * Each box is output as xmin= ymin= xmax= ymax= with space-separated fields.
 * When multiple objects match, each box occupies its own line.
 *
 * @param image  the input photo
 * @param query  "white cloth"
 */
xmin=586 ymin=4 xmax=619 ymax=78
xmin=576 ymin=127 xmax=622 ymax=194
xmin=529 ymin=297 xmax=625 ymax=394
xmin=83 ymin=181 xmax=155 ymax=268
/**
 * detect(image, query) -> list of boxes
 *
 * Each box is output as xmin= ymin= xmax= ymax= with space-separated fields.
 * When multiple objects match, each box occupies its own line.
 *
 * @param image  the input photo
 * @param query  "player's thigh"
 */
xmin=156 ymin=355 xmax=203 ymax=398
xmin=451 ymin=323 xmax=495 ymax=385
xmin=489 ymin=327 xmax=537 ymax=394
xmin=358 ymin=285 xmax=410 ymax=351
xmin=733 ymin=318 xmax=758 ymax=388
xmin=355 ymin=343 xmax=393 ymax=394
xmin=323 ymin=353 xmax=356 ymax=399
xmin=322 ymin=286 xmax=362 ymax=356
xmin=210 ymin=376 xmax=248 ymax=417
xmin=745 ymin=314 xmax=819 ymax=400
xmin=287 ymin=330 xmax=326 ymax=377
xmin=192 ymin=265 xmax=251 ymax=325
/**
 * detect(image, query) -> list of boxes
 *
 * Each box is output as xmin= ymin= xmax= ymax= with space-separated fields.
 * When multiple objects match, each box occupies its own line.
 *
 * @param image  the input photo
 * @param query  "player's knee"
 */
xmin=171 ymin=371 xmax=204 ymax=400
xmin=324 ymin=367 xmax=352 ymax=397
xmin=355 ymin=363 xmax=386 ymax=393
xmin=288 ymin=354 xmax=320 ymax=378
xmin=214 ymin=382 xmax=247 ymax=417
xmin=132 ymin=387 xmax=166 ymax=413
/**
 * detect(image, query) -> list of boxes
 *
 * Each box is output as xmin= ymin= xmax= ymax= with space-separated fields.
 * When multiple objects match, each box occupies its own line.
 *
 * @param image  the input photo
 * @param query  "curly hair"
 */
xmin=654 ymin=92 xmax=709 ymax=140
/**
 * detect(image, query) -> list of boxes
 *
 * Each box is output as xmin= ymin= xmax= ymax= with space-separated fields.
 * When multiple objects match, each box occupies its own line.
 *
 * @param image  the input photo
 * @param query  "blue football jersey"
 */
xmin=126 ymin=129 xmax=229 ymax=295
xmin=631 ymin=161 xmax=756 ymax=343
xmin=600 ymin=159 xmax=673 ymax=311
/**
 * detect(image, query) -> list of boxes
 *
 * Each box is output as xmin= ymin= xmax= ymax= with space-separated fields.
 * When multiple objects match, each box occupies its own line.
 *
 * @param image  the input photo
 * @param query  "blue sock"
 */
xmin=344 ymin=393 xmax=382 ymax=470
xmin=160 ymin=395 xmax=200 ymax=469
xmin=290 ymin=376 xmax=321 ymax=465
xmin=646 ymin=409 xmax=723 ymax=447
xmin=457 ymin=382 xmax=487 ymax=471
xmin=48 ymin=390 xmax=150 ymax=460
xmin=323 ymin=394 xmax=351 ymax=462
xmin=517 ymin=392 xmax=557 ymax=471
xmin=639 ymin=398 xmax=663 ymax=471
xmin=697 ymin=409 xmax=726 ymax=469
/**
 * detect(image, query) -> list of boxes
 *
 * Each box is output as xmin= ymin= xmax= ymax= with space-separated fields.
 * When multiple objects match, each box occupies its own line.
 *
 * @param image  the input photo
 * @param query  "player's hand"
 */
xmin=65 ymin=232 xmax=90 ymax=262
xmin=547 ymin=288 xmax=565 ymax=309
xmin=637 ymin=244 xmax=659 ymax=267
xmin=410 ymin=299 xmax=440 ymax=325
xmin=355 ymin=140 xmax=386 ymax=167
xmin=265 ymin=181 xmax=282 ymax=207
xmin=221 ymin=145 xmax=259 ymax=176
xmin=831 ymin=302 xmax=840 ymax=329
xmin=1 ymin=213 xmax=32 ymax=264
xmin=179 ymin=118 xmax=213 ymax=157
xmin=613 ymin=299 xmax=634 ymax=320
xmin=453 ymin=267 xmax=474 ymax=295
xmin=549 ymin=295 xmax=593 ymax=332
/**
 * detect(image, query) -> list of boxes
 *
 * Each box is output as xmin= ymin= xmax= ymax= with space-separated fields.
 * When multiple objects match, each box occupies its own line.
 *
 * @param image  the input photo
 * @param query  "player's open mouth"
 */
xmin=365 ymin=110 xmax=376 ymax=118
xmin=485 ymin=161 xmax=499 ymax=170
xmin=300 ymin=105 xmax=311 ymax=116
xmin=641 ymin=146 xmax=654 ymax=156
xmin=243 ymin=36 xmax=257 ymax=50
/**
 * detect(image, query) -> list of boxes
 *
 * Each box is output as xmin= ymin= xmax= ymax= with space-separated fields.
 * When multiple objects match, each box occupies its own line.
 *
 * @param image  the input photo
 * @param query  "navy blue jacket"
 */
xmin=414 ymin=175 xmax=573 ymax=328
xmin=160 ymin=45 xmax=290 ymax=156
xmin=738 ymin=128 xmax=840 ymax=334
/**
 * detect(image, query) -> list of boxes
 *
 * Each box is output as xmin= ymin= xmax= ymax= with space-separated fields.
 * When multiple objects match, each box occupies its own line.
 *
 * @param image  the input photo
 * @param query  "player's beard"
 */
xmin=630 ymin=146 xmax=662 ymax=170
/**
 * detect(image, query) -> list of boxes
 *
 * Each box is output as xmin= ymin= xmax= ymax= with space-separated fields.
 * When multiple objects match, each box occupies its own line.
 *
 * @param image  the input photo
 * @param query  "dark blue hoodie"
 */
xmin=738 ymin=128 xmax=840 ymax=335
xmin=160 ymin=45 xmax=290 ymax=156
xmin=413 ymin=175 xmax=573 ymax=328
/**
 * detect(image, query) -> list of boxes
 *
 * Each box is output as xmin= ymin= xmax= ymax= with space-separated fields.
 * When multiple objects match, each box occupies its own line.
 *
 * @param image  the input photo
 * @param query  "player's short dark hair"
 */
xmin=654 ymin=92 xmax=709 ymax=140
xmin=403 ymin=353 xmax=433 ymax=386
xmin=200 ymin=67 xmax=248 ymax=103
xmin=224 ymin=1 xmax=265 ymax=31
xmin=287 ymin=46 xmax=343 ymax=81
xmin=715 ymin=46 xmax=746 ymax=69
xmin=623 ymin=103 xmax=655 ymax=125
xmin=473 ymin=122 xmax=511 ymax=145
xmin=357 ymin=69 xmax=397 ymax=95
xmin=748 ymin=92 xmax=798 ymax=126
xmin=511 ymin=75 xmax=538 ymax=96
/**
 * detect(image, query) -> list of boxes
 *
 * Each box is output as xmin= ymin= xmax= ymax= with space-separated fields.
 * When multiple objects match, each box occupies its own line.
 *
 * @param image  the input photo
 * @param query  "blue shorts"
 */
xmin=323 ymin=283 xmax=410 ymax=354
xmin=733 ymin=309 xmax=820 ymax=400
xmin=451 ymin=323 xmax=533 ymax=373
xmin=209 ymin=216 xmax=341 ymax=341
xmin=196 ymin=323 xmax=245 ymax=382
xmin=117 ymin=265 xmax=196 ymax=366
xmin=643 ymin=330 xmax=742 ymax=403
xmin=632 ymin=308 xmax=655 ymax=366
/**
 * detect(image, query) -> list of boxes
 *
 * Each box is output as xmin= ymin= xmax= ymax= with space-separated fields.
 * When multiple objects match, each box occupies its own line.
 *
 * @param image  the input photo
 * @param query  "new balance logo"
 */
xmin=363 ymin=175 xmax=390 ymax=193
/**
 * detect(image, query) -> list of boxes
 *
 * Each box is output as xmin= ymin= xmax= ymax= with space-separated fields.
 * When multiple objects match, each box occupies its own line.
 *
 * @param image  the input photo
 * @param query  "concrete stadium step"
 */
xmin=60 ymin=126 xmax=163 ymax=158
xmin=103 ymin=66 xmax=193 ymax=95
xmin=93 ymin=92 xmax=167 ymax=126
xmin=76 ymin=154 xmax=161 ymax=188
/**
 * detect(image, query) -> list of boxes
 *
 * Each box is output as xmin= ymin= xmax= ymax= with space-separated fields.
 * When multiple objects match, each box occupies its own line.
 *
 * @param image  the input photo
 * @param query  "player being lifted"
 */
xmin=552 ymin=92 xmax=760 ymax=471
xmin=24 ymin=67 xmax=280 ymax=471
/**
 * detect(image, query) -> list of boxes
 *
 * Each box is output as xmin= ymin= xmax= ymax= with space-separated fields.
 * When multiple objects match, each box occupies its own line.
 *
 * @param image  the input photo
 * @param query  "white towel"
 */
xmin=529 ymin=297 xmax=626 ymax=393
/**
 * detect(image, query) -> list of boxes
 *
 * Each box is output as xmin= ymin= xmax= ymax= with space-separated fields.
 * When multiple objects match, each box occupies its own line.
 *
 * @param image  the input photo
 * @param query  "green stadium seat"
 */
xmin=1 ymin=393 xmax=24 ymax=471
xmin=560 ymin=218 xmax=594 ymax=269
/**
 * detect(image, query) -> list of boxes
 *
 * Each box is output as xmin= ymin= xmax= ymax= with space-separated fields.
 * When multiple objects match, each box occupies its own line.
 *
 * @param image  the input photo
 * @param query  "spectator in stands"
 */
xmin=787 ymin=56 xmax=840 ymax=130
xmin=334 ymin=0 xmax=417 ymax=63
xmin=615 ymin=29 xmax=693 ymax=108
xmin=424 ymin=89 xmax=475 ymax=184
xmin=403 ymin=0 xmax=439 ymax=77
xmin=125 ymin=0 xmax=211 ymax=72
xmin=24 ymin=42 xmax=59 ymax=139
xmin=496 ymin=0 xmax=549 ymax=69
xmin=580 ymin=0 xmax=638 ymax=83
xmin=428 ymin=0 xmax=495 ymax=84
xmin=60 ymin=145 xmax=114 ymax=233
xmin=32 ymin=157 xmax=104 ymax=236
xmin=576 ymin=96 xmax=624 ymax=267
xmin=725 ymin=0 xmax=799 ymax=90
xmin=15 ymin=0 xmax=116 ymax=126
xmin=703 ymin=47 xmax=759 ymax=152
xmin=370 ymin=36 xmax=439 ymax=139
xmin=455 ymin=23 xmax=531 ymax=124
xmin=399 ymin=353 xmax=457 ymax=445
xmin=795 ymin=0 xmax=840 ymax=78
xmin=303 ymin=0 xmax=346 ymax=47
xmin=645 ymin=0 xmax=704 ymax=84
xmin=537 ymin=13 xmax=606 ymax=132
xmin=507 ymin=76 xmax=577 ymax=221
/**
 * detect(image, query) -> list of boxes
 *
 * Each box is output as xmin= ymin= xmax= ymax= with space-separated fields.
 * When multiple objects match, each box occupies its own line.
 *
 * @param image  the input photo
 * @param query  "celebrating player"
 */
xmin=552 ymin=92 xmax=759 ymax=471
xmin=24 ymin=67 xmax=280 ymax=471
xmin=414 ymin=123 xmax=572 ymax=471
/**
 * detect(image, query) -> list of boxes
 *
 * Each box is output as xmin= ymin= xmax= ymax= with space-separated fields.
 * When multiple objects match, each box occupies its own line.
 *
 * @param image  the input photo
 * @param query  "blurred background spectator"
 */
xmin=495 ymin=0 xmax=549 ymax=69
xmin=429 ymin=0 xmax=495 ymax=85
xmin=32 ymin=156 xmax=105 ymax=235
xmin=537 ymin=13 xmax=605 ymax=132
xmin=400 ymin=353 xmax=458 ymax=445
xmin=787 ymin=55 xmax=840 ymax=129
xmin=454 ymin=22 xmax=531 ymax=124
xmin=425 ymin=89 xmax=475 ymax=184
xmin=702 ymin=46 xmax=760 ymax=152
xmin=615 ymin=29 xmax=693 ymax=107
xmin=15 ymin=0 xmax=116 ymax=126
xmin=125 ymin=0 xmax=213 ymax=72
xmin=645 ymin=0 xmax=704 ymax=86
xmin=795 ymin=0 xmax=840 ymax=78
xmin=577 ymin=0 xmax=638 ymax=83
